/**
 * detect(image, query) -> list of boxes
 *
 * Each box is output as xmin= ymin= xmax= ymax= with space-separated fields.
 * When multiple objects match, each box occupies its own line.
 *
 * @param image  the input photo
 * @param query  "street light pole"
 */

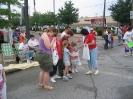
xmin=102 ymin=0 xmax=106 ymax=36
xmin=33 ymin=0 xmax=37 ymax=32
xmin=24 ymin=0 xmax=30 ymax=39
xmin=53 ymin=0 xmax=55 ymax=27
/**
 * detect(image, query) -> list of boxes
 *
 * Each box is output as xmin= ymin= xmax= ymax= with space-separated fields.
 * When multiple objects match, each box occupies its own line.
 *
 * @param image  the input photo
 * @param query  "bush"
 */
xmin=97 ymin=28 xmax=103 ymax=36
xmin=59 ymin=29 xmax=64 ymax=33
xmin=71 ymin=29 xmax=76 ymax=33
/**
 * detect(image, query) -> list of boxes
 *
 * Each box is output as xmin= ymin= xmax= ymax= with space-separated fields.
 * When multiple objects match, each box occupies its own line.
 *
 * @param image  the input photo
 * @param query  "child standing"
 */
xmin=70 ymin=41 xmax=78 ymax=73
xmin=62 ymin=40 xmax=73 ymax=81
xmin=123 ymin=27 xmax=133 ymax=56
xmin=110 ymin=33 xmax=114 ymax=49
xmin=0 ymin=64 xmax=7 ymax=99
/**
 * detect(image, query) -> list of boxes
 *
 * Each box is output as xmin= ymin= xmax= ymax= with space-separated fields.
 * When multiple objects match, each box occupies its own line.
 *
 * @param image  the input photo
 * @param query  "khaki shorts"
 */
xmin=36 ymin=50 xmax=53 ymax=72
xmin=63 ymin=60 xmax=70 ymax=66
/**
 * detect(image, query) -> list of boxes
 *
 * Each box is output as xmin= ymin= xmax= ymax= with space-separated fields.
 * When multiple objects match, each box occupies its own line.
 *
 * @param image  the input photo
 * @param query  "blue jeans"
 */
xmin=50 ymin=64 xmax=58 ymax=77
xmin=87 ymin=47 xmax=98 ymax=69
xmin=110 ymin=41 xmax=114 ymax=48
xmin=19 ymin=50 xmax=34 ymax=60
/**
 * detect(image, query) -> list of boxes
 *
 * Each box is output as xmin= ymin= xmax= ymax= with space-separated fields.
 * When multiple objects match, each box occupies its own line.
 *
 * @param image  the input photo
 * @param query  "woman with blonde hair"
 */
xmin=36 ymin=27 xmax=58 ymax=90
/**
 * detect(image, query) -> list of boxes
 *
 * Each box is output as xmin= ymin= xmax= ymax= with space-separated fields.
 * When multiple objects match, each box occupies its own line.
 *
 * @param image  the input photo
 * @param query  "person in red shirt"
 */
xmin=58 ymin=30 xmax=73 ymax=76
xmin=76 ymin=29 xmax=99 ymax=75
xmin=122 ymin=25 xmax=127 ymax=44
xmin=110 ymin=32 xmax=114 ymax=49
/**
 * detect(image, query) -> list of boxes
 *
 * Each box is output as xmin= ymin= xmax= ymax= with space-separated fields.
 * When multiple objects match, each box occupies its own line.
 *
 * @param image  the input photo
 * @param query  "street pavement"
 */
xmin=6 ymin=33 xmax=133 ymax=99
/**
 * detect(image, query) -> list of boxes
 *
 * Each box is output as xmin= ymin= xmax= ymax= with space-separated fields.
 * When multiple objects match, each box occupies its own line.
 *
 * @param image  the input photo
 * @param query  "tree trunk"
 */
xmin=8 ymin=2 xmax=11 ymax=26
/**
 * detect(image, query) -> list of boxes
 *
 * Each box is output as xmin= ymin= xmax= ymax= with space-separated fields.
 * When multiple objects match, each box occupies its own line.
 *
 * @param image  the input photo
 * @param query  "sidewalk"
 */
xmin=30 ymin=31 xmax=118 ymax=40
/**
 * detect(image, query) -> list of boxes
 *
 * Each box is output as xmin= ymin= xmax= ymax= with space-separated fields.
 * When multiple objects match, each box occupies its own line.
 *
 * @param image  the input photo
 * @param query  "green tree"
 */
xmin=58 ymin=0 xmax=79 ymax=25
xmin=0 ymin=0 xmax=21 ymax=27
xmin=29 ymin=11 xmax=60 ymax=26
xmin=108 ymin=0 xmax=132 ymax=25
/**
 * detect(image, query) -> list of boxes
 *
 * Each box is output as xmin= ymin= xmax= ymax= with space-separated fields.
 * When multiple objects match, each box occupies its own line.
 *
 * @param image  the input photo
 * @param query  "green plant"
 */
xmin=59 ymin=29 xmax=64 ymax=33
xmin=97 ymin=28 xmax=102 ymax=36
xmin=71 ymin=29 xmax=76 ymax=33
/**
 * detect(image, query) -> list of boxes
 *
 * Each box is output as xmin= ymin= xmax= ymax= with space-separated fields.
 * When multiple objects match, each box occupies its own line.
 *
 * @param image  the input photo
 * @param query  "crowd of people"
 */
xmin=35 ymin=26 xmax=98 ymax=90
xmin=103 ymin=25 xmax=133 ymax=57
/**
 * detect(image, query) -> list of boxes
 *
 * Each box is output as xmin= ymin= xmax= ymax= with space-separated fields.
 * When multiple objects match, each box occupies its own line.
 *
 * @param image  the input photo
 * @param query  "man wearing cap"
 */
xmin=28 ymin=35 xmax=39 ymax=51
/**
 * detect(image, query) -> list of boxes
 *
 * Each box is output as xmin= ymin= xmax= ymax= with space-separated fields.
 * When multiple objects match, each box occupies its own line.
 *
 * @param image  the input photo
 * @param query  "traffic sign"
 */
xmin=130 ymin=11 xmax=133 ymax=19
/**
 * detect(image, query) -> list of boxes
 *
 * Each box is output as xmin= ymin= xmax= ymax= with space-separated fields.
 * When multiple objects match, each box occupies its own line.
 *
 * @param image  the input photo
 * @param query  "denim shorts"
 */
xmin=118 ymin=36 xmax=122 ymax=40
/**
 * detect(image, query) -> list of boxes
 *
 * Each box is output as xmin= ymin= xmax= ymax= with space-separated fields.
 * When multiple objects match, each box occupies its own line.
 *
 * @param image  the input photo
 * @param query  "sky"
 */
xmin=18 ymin=0 xmax=116 ymax=17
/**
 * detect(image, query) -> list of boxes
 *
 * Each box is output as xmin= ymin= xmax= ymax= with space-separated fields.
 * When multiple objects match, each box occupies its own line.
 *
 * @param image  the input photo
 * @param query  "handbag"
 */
xmin=83 ymin=44 xmax=90 ymax=60
xmin=51 ymin=41 xmax=59 ymax=66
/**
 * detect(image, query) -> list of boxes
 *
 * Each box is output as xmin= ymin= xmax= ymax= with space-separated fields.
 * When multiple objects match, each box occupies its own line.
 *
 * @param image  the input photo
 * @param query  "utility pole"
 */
xmin=102 ymin=0 xmax=106 ymax=36
xmin=33 ymin=0 xmax=36 ymax=32
xmin=24 ymin=0 xmax=30 ymax=39
xmin=132 ymin=0 xmax=133 ymax=27
xmin=53 ymin=0 xmax=55 ymax=27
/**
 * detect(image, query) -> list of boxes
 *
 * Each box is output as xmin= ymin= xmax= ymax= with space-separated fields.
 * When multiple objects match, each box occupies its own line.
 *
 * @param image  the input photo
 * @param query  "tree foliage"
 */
xmin=0 ymin=0 xmax=21 ymax=27
xmin=58 ymin=1 xmax=79 ymax=25
xmin=108 ymin=0 xmax=132 ymax=25
xmin=29 ymin=11 xmax=59 ymax=26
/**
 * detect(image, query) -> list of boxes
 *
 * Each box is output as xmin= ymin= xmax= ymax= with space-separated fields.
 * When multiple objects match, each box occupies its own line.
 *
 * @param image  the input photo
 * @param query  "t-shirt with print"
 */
xmin=28 ymin=39 xmax=39 ymax=47
xmin=63 ymin=48 xmax=70 ymax=61
xmin=123 ymin=31 xmax=133 ymax=44
xmin=19 ymin=42 xmax=29 ymax=50
xmin=0 ymin=64 xmax=4 ymax=82
xmin=84 ymin=34 xmax=97 ymax=50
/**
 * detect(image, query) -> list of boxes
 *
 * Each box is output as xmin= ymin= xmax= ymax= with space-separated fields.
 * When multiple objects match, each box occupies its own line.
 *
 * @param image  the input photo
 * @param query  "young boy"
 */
xmin=110 ymin=32 xmax=114 ymax=49
xmin=58 ymin=30 xmax=73 ymax=76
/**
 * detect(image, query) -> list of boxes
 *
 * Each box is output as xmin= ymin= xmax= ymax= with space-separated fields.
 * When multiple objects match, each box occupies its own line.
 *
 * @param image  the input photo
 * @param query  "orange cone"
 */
xmin=77 ymin=37 xmax=81 ymax=42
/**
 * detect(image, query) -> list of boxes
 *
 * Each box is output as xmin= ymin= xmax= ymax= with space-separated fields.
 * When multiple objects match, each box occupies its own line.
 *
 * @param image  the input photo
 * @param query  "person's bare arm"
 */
xmin=75 ymin=43 xmax=84 ymax=52
xmin=68 ymin=52 xmax=74 ymax=59
xmin=42 ymin=34 xmax=55 ymax=49
xmin=2 ymin=70 xmax=7 ymax=82
xmin=88 ymin=40 xmax=95 ymax=46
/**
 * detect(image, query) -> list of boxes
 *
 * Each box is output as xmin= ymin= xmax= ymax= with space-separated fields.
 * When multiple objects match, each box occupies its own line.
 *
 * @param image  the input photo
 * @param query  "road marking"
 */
xmin=101 ymin=71 xmax=133 ymax=80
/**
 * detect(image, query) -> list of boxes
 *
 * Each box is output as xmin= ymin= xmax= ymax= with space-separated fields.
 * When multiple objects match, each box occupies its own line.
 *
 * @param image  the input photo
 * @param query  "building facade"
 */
xmin=72 ymin=16 xmax=120 ymax=27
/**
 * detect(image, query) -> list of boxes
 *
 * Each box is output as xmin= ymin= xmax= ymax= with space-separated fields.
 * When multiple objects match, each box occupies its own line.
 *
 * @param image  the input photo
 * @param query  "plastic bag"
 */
xmin=52 ymin=41 xmax=59 ymax=66
xmin=83 ymin=44 xmax=90 ymax=60
xmin=71 ymin=51 xmax=81 ymax=66
xmin=1 ymin=82 xmax=7 ymax=99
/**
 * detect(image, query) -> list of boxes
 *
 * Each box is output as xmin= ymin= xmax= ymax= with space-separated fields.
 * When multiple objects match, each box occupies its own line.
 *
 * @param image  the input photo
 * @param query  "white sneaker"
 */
xmin=124 ymin=54 xmax=127 ymax=57
xmin=54 ymin=75 xmax=61 ymax=79
xmin=72 ymin=69 xmax=75 ymax=73
xmin=27 ymin=60 xmax=30 ymax=64
xmin=50 ymin=77 xmax=56 ymax=83
xmin=63 ymin=76 xmax=69 ymax=81
xmin=67 ymin=74 xmax=72 ymax=79
xmin=86 ymin=71 xmax=92 ymax=75
xmin=94 ymin=70 xmax=99 ymax=75
xmin=74 ymin=69 xmax=78 ymax=73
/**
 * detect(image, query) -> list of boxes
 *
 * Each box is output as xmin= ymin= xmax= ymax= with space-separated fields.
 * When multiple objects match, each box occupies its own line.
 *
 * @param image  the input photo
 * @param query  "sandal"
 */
xmin=38 ymin=84 xmax=43 ymax=89
xmin=44 ymin=86 xmax=54 ymax=91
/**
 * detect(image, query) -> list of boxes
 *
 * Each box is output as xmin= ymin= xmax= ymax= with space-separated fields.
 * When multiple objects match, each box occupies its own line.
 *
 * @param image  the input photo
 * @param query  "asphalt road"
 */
xmin=6 ymin=34 xmax=133 ymax=99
